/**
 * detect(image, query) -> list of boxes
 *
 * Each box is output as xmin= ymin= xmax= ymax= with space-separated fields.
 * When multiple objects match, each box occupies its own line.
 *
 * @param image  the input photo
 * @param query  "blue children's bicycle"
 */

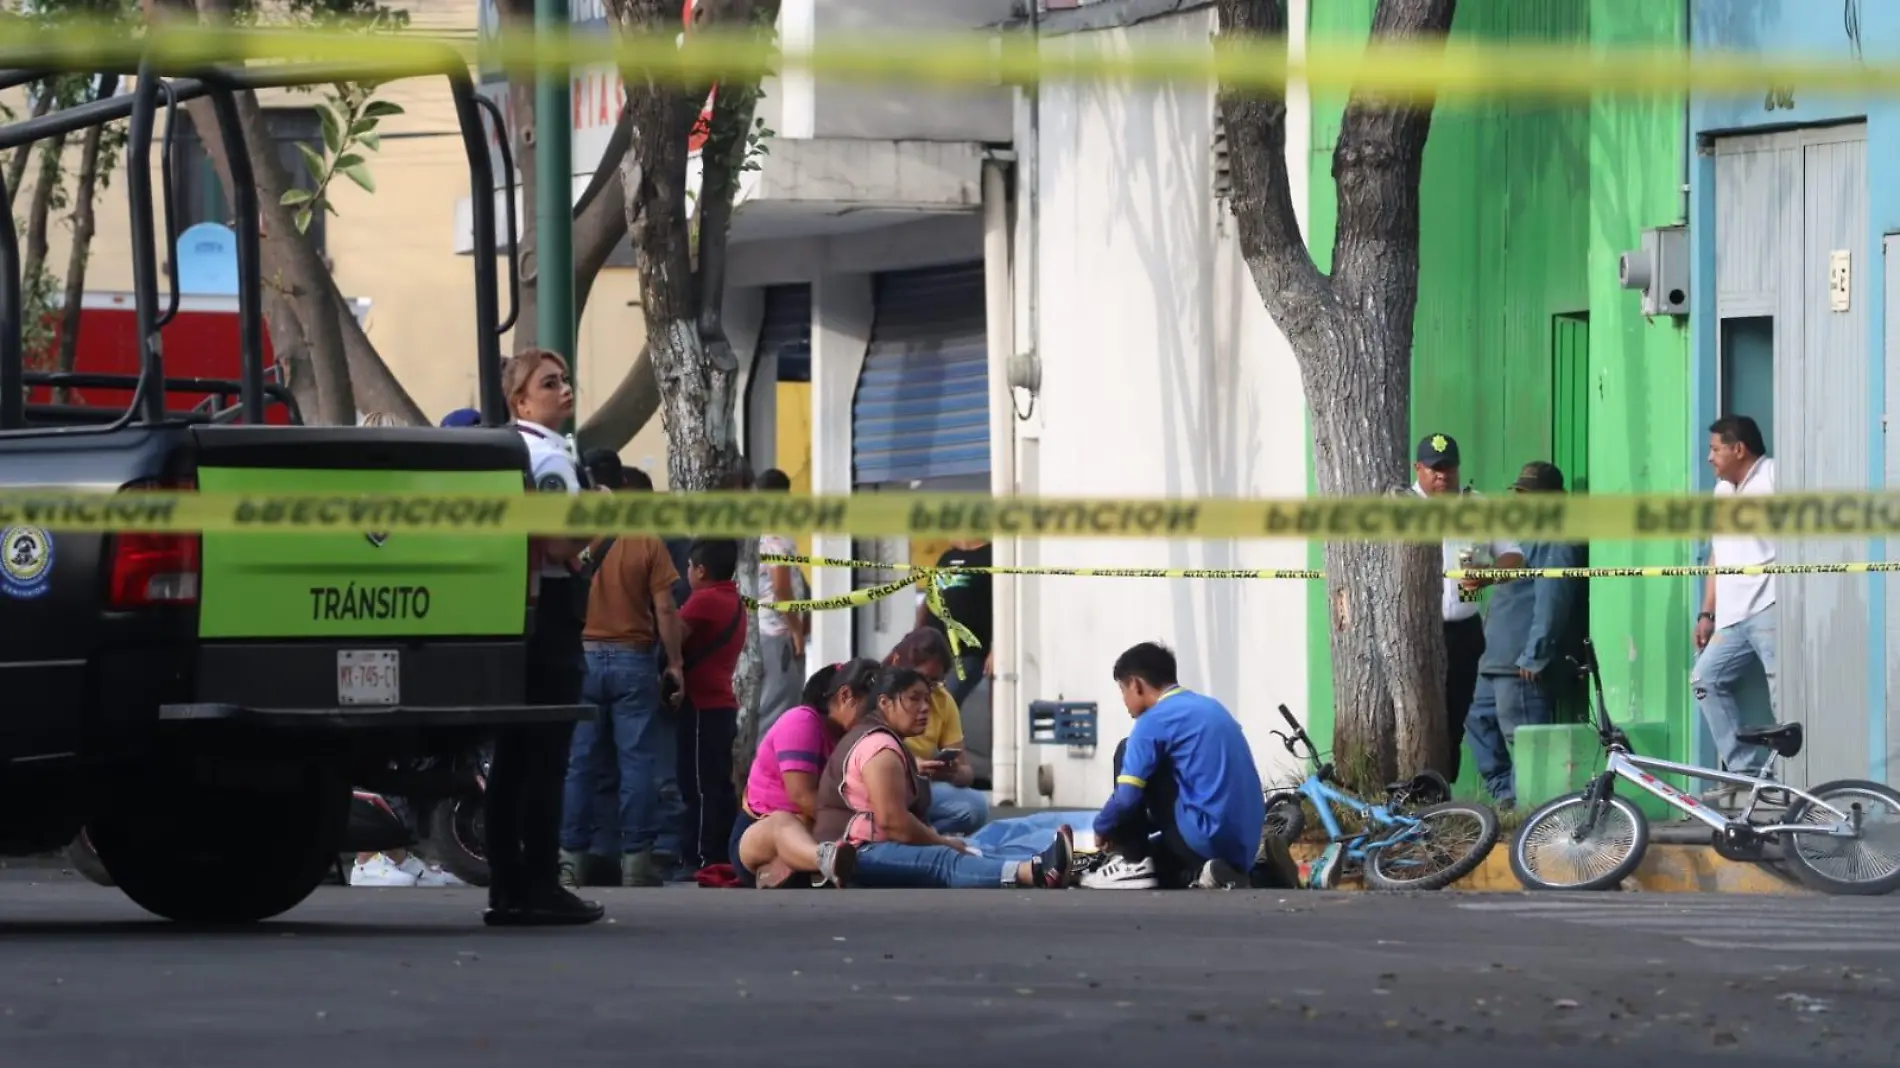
xmin=1263 ymin=704 xmax=1500 ymax=891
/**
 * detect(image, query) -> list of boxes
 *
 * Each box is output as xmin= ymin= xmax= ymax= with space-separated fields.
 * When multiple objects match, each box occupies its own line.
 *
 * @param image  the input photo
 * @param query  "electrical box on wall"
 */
xmin=1617 ymin=225 xmax=1690 ymax=318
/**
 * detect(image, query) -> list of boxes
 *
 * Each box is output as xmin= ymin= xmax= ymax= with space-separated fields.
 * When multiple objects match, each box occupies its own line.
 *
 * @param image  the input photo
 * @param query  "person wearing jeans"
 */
xmin=1463 ymin=461 xmax=1586 ymax=809
xmin=562 ymin=524 xmax=684 ymax=888
xmin=813 ymin=666 xmax=1072 ymax=890
xmin=1693 ymin=416 xmax=1781 ymax=803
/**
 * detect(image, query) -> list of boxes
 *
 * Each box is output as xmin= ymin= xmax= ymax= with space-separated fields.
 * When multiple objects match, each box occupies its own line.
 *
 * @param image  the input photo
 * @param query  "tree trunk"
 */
xmin=1217 ymin=0 xmax=1454 ymax=786
xmin=51 ymin=115 xmax=107 ymax=406
xmin=22 ymin=129 xmax=71 ymax=298
xmin=501 ymin=23 xmax=544 ymax=354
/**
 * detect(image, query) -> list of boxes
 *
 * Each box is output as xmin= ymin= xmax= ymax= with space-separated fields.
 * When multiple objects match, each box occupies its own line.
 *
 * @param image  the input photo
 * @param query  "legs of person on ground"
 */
xmin=676 ymin=707 xmax=741 ymax=874
xmin=852 ymin=827 xmax=1073 ymax=889
xmin=925 ymin=781 xmax=991 ymax=835
xmin=738 ymin=812 xmax=859 ymax=889
xmin=1692 ymin=612 xmax=1781 ymax=806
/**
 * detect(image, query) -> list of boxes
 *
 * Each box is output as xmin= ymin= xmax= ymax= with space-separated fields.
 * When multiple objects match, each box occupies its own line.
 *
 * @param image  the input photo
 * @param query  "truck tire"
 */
xmin=66 ymin=827 xmax=116 ymax=887
xmin=90 ymin=760 xmax=349 ymax=924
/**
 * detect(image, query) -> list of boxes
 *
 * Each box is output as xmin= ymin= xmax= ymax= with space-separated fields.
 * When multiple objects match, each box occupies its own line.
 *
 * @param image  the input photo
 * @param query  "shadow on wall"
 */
xmin=1090 ymin=24 xmax=1251 ymax=708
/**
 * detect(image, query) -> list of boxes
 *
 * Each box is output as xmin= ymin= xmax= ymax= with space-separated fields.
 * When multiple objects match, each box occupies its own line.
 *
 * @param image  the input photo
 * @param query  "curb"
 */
xmin=1288 ymin=839 xmax=1809 ymax=895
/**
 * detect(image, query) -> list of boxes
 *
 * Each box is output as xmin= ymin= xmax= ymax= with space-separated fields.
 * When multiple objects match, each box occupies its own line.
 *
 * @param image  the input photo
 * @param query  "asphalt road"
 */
xmin=2 ymin=870 xmax=1897 ymax=1068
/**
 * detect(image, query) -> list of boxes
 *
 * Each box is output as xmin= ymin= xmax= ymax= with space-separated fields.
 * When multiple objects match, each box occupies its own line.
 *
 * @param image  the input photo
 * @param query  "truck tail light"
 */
xmin=107 ymin=478 xmax=202 ymax=608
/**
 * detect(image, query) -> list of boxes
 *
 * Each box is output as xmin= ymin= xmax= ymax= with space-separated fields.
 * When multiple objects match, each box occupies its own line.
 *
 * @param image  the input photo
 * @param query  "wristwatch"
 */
xmin=1696 ymin=611 xmax=1714 ymax=623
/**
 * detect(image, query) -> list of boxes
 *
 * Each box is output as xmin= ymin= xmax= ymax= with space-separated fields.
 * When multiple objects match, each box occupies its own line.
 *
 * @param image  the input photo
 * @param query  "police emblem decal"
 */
xmin=1 ymin=525 xmax=55 ymax=599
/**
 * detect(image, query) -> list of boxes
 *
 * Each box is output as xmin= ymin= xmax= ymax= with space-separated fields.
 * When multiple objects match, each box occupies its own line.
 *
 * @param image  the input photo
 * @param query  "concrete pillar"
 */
xmin=808 ymin=271 xmax=873 ymax=668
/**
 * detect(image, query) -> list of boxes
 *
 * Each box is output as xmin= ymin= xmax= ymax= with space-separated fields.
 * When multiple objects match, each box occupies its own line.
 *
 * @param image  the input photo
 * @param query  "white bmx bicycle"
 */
xmin=1510 ymin=640 xmax=1900 ymax=896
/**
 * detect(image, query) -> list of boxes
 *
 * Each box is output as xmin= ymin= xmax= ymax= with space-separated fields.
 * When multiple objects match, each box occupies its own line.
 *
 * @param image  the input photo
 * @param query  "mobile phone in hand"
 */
xmin=934 ymin=748 xmax=963 ymax=762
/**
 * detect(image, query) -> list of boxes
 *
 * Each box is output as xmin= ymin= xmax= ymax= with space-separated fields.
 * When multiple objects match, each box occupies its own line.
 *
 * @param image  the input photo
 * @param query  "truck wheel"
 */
xmin=66 ymin=828 xmax=115 ymax=887
xmin=90 ymin=762 xmax=348 ymax=924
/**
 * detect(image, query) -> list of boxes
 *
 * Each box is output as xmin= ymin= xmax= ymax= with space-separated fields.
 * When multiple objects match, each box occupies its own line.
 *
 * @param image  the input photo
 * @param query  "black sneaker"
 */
xmin=1029 ymin=825 xmax=1075 ymax=889
xmin=484 ymin=885 xmax=606 ymax=927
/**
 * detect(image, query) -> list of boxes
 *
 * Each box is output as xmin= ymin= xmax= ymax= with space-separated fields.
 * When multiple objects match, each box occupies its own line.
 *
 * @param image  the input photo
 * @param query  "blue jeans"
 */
xmin=561 ymin=645 xmax=676 ymax=854
xmin=854 ymin=842 xmax=1012 ymax=888
xmin=926 ymin=781 xmax=991 ymax=834
xmin=1692 ymin=608 xmax=1781 ymax=775
xmin=1464 ymin=673 xmax=1555 ymax=804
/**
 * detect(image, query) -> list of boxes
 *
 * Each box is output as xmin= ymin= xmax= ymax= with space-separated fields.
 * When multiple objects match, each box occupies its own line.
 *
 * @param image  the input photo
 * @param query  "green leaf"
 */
xmin=356 ymin=131 xmax=382 ymax=151
xmin=350 ymin=117 xmax=379 ymax=136
xmin=362 ymin=100 xmax=404 ymax=119
xmin=319 ymin=105 xmax=344 ymax=155
xmin=340 ymin=162 xmax=376 ymax=193
xmin=296 ymin=142 xmax=327 ymax=180
xmin=294 ymin=207 xmax=313 ymax=234
xmin=334 ymin=153 xmax=366 ymax=170
xmin=279 ymin=188 xmax=314 ymax=206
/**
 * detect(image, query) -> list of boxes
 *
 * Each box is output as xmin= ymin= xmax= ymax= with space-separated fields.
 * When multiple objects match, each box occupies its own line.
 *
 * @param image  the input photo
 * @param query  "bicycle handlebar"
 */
xmin=1277 ymin=703 xmax=1301 ymax=733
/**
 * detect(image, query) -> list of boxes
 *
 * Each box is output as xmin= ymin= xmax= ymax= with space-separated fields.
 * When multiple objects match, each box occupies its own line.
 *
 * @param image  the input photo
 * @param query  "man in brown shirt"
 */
xmin=560 ymin=525 xmax=686 ymax=889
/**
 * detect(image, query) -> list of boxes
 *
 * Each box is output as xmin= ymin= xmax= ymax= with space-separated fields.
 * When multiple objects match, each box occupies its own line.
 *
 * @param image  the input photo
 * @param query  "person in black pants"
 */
xmin=486 ymin=348 xmax=606 ymax=927
xmin=673 ymin=538 xmax=747 ymax=874
xmin=1411 ymin=432 xmax=1524 ymax=782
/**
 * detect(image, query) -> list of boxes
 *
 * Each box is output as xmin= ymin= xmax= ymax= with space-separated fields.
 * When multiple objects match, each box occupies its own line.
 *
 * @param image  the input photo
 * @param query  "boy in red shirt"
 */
xmin=675 ymin=538 xmax=748 ymax=873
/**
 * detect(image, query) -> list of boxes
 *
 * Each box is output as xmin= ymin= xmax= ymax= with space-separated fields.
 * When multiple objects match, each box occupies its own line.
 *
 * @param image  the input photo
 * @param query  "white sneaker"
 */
xmin=350 ymin=853 xmax=420 ymax=887
xmin=1079 ymin=855 xmax=1161 ymax=890
xmin=394 ymin=854 xmax=467 ymax=888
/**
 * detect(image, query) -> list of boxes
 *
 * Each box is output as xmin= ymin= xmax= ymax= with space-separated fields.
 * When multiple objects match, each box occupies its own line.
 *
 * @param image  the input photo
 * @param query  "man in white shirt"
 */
xmin=1692 ymin=415 xmax=1780 ymax=800
xmin=1413 ymin=433 xmax=1524 ymax=781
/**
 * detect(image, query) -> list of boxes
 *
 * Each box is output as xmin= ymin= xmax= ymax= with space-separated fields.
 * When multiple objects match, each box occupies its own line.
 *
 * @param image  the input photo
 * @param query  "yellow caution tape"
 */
xmin=743 ymin=574 xmax=916 ymax=614
xmin=768 ymin=554 xmax=1900 ymax=583
xmin=14 ymin=488 xmax=1900 ymax=541
xmin=0 ymin=22 xmax=1892 ymax=102
xmin=762 ymin=553 xmax=1325 ymax=581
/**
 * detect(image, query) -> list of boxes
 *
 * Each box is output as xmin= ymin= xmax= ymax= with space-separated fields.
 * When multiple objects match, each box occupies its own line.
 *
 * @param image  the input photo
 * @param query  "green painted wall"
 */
xmin=1584 ymin=0 xmax=1693 ymax=745
xmin=1302 ymin=0 xmax=1693 ymax=785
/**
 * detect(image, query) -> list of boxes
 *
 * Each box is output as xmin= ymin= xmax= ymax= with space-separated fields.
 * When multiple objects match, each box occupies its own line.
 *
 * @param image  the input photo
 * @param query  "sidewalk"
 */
xmin=1289 ymin=829 xmax=1809 ymax=895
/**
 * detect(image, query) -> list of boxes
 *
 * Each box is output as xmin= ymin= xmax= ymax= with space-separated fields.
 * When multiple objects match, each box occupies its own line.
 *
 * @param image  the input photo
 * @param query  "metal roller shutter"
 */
xmin=756 ymin=283 xmax=811 ymax=383
xmin=851 ymin=262 xmax=990 ymax=485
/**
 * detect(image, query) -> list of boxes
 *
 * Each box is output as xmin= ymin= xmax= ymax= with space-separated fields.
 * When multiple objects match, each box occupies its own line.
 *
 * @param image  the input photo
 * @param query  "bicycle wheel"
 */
xmin=1263 ymin=792 xmax=1306 ymax=845
xmin=1510 ymin=789 xmax=1648 ymax=892
xmin=1781 ymin=779 xmax=1900 ymax=896
xmin=1362 ymin=801 xmax=1499 ymax=891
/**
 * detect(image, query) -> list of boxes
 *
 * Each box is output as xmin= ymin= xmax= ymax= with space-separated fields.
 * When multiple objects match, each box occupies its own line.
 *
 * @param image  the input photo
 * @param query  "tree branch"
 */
xmin=1215 ymin=0 xmax=1330 ymax=336
xmin=1329 ymin=0 xmax=1455 ymax=300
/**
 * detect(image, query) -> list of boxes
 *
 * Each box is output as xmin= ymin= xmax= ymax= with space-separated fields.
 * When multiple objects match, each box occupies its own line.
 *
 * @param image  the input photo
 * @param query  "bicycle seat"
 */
xmin=1735 ymin=722 xmax=1803 ymax=758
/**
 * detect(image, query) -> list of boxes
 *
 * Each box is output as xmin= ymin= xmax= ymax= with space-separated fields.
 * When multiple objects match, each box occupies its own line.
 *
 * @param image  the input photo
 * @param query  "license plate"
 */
xmin=337 ymin=650 xmax=400 ymax=707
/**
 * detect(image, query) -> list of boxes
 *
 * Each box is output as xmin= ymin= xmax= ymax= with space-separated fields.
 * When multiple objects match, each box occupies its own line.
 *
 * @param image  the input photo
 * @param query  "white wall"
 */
xmin=1020 ymin=6 xmax=1312 ymax=808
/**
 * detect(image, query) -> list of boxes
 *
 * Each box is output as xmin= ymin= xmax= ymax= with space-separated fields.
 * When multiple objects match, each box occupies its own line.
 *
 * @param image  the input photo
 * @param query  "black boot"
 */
xmin=484 ymin=883 xmax=606 ymax=927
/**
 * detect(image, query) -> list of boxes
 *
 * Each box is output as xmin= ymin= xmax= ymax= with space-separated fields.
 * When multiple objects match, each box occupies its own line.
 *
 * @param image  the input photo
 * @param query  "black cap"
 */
xmin=1416 ymin=433 xmax=1460 ymax=467
xmin=1511 ymin=461 xmax=1566 ymax=493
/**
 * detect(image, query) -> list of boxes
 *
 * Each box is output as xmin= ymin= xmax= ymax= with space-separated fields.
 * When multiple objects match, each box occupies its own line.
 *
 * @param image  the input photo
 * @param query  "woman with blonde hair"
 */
xmin=482 ymin=348 xmax=606 ymax=927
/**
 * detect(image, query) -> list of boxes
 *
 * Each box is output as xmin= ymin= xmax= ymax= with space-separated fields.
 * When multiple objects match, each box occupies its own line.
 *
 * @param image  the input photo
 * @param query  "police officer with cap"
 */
xmin=486 ymin=348 xmax=606 ymax=927
xmin=1411 ymin=432 xmax=1523 ymax=781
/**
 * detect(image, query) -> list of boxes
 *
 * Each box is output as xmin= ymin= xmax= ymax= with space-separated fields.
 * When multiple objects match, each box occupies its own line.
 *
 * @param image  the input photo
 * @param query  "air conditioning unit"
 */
xmin=1617 ymin=224 xmax=1690 ymax=318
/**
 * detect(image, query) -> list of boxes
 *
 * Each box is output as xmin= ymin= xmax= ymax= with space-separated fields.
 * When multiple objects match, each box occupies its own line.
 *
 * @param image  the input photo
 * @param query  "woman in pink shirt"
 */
xmin=731 ymin=658 xmax=881 ymax=888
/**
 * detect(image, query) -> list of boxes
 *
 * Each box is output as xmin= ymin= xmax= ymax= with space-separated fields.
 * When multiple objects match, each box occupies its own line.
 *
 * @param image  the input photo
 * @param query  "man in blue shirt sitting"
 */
xmin=1082 ymin=642 xmax=1266 ymax=890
